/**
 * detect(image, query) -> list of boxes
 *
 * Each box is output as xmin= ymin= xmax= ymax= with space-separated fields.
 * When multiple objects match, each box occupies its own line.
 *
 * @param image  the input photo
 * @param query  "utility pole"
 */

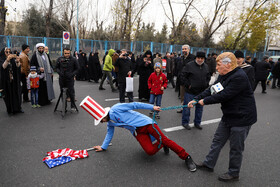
xmin=76 ymin=0 xmax=79 ymax=52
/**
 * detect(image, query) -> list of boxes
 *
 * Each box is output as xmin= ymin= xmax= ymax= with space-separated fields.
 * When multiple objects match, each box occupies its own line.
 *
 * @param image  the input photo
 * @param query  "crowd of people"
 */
xmin=1 ymin=42 xmax=280 ymax=182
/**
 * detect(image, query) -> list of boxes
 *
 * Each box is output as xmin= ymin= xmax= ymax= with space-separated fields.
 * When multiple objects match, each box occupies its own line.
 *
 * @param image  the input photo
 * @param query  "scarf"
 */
xmin=36 ymin=51 xmax=51 ymax=75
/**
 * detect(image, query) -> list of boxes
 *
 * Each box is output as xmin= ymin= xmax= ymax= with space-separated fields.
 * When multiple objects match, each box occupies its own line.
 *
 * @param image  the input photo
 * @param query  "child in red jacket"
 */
xmin=27 ymin=66 xmax=44 ymax=108
xmin=148 ymin=62 xmax=168 ymax=118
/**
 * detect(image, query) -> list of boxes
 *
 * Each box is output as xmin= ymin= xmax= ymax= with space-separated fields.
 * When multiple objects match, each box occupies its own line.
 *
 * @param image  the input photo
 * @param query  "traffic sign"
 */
xmin=63 ymin=31 xmax=70 ymax=45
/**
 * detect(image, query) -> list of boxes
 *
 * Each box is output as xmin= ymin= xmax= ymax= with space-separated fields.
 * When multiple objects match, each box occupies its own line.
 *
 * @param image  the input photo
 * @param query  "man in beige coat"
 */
xmin=19 ymin=44 xmax=30 ymax=102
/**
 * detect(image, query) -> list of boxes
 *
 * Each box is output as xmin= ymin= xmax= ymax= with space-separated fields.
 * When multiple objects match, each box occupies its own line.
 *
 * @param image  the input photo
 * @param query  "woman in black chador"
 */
xmin=0 ymin=47 xmax=23 ymax=114
xmin=89 ymin=52 xmax=102 ymax=83
xmin=137 ymin=50 xmax=154 ymax=101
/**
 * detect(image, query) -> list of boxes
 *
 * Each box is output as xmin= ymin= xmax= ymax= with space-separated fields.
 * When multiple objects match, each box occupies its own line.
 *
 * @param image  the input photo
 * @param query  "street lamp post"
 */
xmin=76 ymin=0 xmax=79 ymax=52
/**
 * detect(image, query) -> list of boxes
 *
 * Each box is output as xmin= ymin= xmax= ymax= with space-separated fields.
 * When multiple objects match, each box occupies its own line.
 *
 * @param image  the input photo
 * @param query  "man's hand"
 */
xmin=40 ymin=67 xmax=44 ymax=72
xmin=153 ymin=106 xmax=161 ymax=111
xmin=127 ymin=71 xmax=132 ymax=76
xmin=93 ymin=145 xmax=103 ymax=152
xmin=198 ymin=99 xmax=204 ymax=106
xmin=187 ymin=100 xmax=197 ymax=108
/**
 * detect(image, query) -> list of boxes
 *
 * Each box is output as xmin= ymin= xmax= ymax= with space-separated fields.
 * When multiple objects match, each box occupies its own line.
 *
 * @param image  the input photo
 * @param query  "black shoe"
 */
xmin=163 ymin=146 xmax=169 ymax=154
xmin=99 ymin=87 xmax=105 ymax=90
xmin=177 ymin=109 xmax=182 ymax=113
xmin=194 ymin=124 xmax=202 ymax=130
xmin=218 ymin=173 xmax=239 ymax=182
xmin=262 ymin=91 xmax=267 ymax=94
xmin=112 ymin=89 xmax=118 ymax=92
xmin=182 ymin=124 xmax=191 ymax=130
xmin=185 ymin=155 xmax=196 ymax=172
xmin=196 ymin=162 xmax=214 ymax=172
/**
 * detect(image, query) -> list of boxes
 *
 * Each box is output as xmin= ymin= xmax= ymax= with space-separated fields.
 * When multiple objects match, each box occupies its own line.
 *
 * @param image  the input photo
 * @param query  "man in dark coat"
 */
xmin=0 ymin=47 xmax=23 ymax=114
xmin=175 ymin=44 xmax=195 ymax=113
xmin=205 ymin=52 xmax=217 ymax=76
xmin=180 ymin=51 xmax=210 ymax=130
xmin=271 ymin=58 xmax=280 ymax=88
xmin=234 ymin=50 xmax=255 ymax=89
xmin=253 ymin=56 xmax=271 ymax=93
xmin=189 ymin=52 xmax=257 ymax=182
xmin=137 ymin=50 xmax=154 ymax=101
xmin=114 ymin=49 xmax=133 ymax=103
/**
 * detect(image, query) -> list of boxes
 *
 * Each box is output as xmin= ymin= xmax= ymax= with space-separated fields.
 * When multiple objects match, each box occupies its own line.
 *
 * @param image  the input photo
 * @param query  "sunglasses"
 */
xmin=5 ymin=51 xmax=11 ymax=54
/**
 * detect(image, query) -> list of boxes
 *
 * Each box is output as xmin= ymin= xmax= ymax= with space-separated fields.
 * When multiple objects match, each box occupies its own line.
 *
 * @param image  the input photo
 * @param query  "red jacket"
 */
xmin=148 ymin=71 xmax=168 ymax=95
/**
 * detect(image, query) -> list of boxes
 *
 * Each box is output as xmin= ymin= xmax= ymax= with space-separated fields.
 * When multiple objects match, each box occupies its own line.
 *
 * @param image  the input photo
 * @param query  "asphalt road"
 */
xmin=0 ymin=74 xmax=280 ymax=187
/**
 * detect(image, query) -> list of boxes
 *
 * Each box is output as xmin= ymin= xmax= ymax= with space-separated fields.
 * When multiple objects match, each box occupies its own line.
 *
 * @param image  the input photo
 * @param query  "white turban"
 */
xmin=36 ymin=43 xmax=45 ymax=48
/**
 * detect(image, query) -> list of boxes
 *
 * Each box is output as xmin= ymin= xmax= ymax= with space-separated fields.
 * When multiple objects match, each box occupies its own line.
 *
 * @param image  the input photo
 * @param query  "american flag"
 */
xmin=43 ymin=148 xmax=89 ymax=168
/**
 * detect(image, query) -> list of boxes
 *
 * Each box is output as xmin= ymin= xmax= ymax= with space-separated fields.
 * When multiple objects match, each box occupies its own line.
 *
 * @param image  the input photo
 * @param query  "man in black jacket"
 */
xmin=253 ymin=56 xmax=271 ymax=93
xmin=56 ymin=48 xmax=79 ymax=111
xmin=271 ymin=58 xmax=280 ymax=88
xmin=188 ymin=52 xmax=257 ymax=182
xmin=175 ymin=44 xmax=195 ymax=113
xmin=114 ymin=49 xmax=133 ymax=103
xmin=180 ymin=51 xmax=210 ymax=130
xmin=234 ymin=50 xmax=255 ymax=89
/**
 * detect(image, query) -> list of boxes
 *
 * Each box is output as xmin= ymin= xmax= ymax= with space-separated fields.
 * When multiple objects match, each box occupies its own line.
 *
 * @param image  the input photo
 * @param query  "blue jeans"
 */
xmin=182 ymin=92 xmax=203 ymax=125
xmin=31 ymin=88 xmax=39 ymax=105
xmin=149 ymin=94 xmax=162 ymax=114
xmin=203 ymin=121 xmax=251 ymax=177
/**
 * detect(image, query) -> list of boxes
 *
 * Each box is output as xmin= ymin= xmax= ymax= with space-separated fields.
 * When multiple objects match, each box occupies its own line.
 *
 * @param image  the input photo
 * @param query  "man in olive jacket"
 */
xmin=99 ymin=49 xmax=117 ymax=92
xmin=188 ymin=52 xmax=257 ymax=182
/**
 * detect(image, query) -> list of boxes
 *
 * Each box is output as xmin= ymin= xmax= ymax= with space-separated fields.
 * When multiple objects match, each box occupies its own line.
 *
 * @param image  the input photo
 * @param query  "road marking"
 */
xmin=163 ymin=118 xmax=221 ymax=132
xmin=105 ymin=97 xmax=139 ymax=102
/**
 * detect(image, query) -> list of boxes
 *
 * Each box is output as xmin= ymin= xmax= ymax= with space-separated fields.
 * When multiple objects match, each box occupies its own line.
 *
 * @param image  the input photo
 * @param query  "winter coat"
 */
xmin=180 ymin=60 xmax=210 ymax=95
xmin=148 ymin=71 xmax=168 ymax=95
xmin=103 ymin=49 xmax=115 ymax=71
xmin=254 ymin=61 xmax=271 ymax=81
xmin=19 ymin=52 xmax=30 ymax=76
xmin=194 ymin=67 xmax=257 ymax=127
xmin=114 ymin=57 xmax=132 ymax=83
xmin=176 ymin=54 xmax=195 ymax=85
xmin=56 ymin=56 xmax=79 ymax=80
xmin=272 ymin=61 xmax=280 ymax=78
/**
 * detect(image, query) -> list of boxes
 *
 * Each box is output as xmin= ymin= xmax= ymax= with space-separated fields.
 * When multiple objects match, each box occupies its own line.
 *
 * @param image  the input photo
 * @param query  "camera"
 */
xmin=124 ymin=53 xmax=129 ymax=57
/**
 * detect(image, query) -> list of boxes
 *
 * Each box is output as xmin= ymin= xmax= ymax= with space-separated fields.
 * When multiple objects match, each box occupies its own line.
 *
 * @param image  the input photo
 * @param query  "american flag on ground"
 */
xmin=43 ymin=148 xmax=89 ymax=168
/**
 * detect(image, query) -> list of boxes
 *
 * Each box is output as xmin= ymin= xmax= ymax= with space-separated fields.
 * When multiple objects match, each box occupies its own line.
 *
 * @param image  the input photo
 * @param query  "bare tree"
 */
xmin=0 ymin=0 xmax=8 ymax=35
xmin=161 ymin=0 xmax=195 ymax=44
xmin=45 ymin=0 xmax=54 ymax=37
xmin=192 ymin=0 xmax=232 ymax=47
xmin=112 ymin=0 xmax=150 ymax=41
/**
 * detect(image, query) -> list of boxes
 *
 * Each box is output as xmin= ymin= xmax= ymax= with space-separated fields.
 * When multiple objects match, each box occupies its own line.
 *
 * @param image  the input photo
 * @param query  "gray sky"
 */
xmin=5 ymin=0 xmax=272 ymax=43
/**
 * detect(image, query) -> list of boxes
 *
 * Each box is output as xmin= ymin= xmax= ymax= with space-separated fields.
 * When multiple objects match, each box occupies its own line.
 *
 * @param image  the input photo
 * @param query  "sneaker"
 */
xmin=99 ymin=87 xmax=106 ymax=90
xmin=71 ymin=108 xmax=77 ymax=112
xmin=32 ymin=105 xmax=36 ymax=108
xmin=36 ymin=104 xmax=41 ymax=108
xmin=194 ymin=124 xmax=203 ymax=130
xmin=218 ymin=173 xmax=239 ymax=182
xmin=185 ymin=155 xmax=196 ymax=172
xmin=112 ymin=89 xmax=118 ymax=92
xmin=156 ymin=114 xmax=160 ymax=119
xmin=182 ymin=124 xmax=191 ymax=130
xmin=196 ymin=162 xmax=214 ymax=172
xmin=163 ymin=146 xmax=169 ymax=154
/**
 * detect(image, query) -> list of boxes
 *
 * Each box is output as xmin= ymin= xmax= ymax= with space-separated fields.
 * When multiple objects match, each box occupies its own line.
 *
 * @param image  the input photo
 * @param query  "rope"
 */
xmin=152 ymin=101 xmax=198 ymax=148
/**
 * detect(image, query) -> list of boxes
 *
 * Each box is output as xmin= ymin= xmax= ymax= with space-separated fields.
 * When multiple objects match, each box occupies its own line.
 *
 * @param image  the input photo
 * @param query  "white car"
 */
xmin=269 ymin=56 xmax=280 ymax=62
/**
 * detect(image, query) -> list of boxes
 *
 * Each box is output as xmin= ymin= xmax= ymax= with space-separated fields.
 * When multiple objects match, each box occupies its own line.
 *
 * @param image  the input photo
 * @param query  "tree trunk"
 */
xmin=46 ymin=0 xmax=54 ymax=37
xmin=0 ymin=0 xmax=7 ymax=35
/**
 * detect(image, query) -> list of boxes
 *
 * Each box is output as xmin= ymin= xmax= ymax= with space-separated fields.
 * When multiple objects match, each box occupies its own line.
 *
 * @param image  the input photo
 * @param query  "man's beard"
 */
xmin=38 ymin=50 xmax=44 ymax=54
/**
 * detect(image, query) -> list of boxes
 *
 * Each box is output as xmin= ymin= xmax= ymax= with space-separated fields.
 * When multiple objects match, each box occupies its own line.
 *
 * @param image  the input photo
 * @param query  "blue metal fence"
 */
xmin=1 ymin=35 xmax=280 ymax=62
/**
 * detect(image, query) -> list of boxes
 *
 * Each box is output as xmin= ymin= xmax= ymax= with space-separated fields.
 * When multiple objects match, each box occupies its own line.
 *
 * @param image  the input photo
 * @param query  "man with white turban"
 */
xmin=30 ymin=43 xmax=55 ymax=106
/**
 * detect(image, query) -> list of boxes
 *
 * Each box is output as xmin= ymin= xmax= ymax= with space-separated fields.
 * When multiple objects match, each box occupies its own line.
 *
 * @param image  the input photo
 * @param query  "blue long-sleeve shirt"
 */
xmin=101 ymin=102 xmax=155 ymax=150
